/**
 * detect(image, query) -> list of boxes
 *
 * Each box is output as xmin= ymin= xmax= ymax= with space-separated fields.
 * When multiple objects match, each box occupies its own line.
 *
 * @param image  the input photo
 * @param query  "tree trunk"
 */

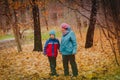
xmin=43 ymin=0 xmax=49 ymax=30
xmin=85 ymin=0 xmax=98 ymax=48
xmin=13 ymin=9 xmax=22 ymax=52
xmin=32 ymin=0 xmax=42 ymax=51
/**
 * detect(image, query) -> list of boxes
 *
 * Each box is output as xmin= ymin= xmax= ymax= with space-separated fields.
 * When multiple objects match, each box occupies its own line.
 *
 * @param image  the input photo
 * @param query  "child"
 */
xmin=43 ymin=30 xmax=60 ymax=76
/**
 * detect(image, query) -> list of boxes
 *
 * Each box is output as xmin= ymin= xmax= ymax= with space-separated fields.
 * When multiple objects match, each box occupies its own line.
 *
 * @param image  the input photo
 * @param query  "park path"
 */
xmin=0 ymin=38 xmax=15 ymax=49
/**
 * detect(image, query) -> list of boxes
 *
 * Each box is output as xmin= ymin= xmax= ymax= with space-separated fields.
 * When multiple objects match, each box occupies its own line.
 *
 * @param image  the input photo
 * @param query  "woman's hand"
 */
xmin=59 ymin=51 xmax=62 ymax=54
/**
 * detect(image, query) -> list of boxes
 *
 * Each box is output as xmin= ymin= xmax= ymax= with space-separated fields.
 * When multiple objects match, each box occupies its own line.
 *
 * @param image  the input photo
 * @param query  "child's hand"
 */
xmin=42 ymin=52 xmax=46 ymax=56
xmin=44 ymin=54 xmax=47 ymax=56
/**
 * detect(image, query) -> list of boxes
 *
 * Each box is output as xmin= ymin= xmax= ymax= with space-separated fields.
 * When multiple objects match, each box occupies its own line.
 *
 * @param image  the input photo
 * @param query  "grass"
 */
xmin=0 ymin=34 xmax=14 ymax=41
xmin=42 ymin=31 xmax=61 ymax=40
xmin=0 ymin=28 xmax=62 ymax=41
xmin=24 ymin=28 xmax=62 ymax=41
xmin=20 ymin=30 xmax=61 ymax=44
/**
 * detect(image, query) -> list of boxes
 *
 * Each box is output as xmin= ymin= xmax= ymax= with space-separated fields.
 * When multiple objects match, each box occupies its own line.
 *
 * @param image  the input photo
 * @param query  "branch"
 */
xmin=58 ymin=0 xmax=116 ymax=36
xmin=58 ymin=0 xmax=90 ymax=20
xmin=73 ymin=0 xmax=91 ymax=12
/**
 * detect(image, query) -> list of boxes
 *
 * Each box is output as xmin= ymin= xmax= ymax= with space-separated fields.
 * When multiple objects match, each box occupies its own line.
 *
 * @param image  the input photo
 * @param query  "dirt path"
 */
xmin=0 ymin=38 xmax=16 ymax=49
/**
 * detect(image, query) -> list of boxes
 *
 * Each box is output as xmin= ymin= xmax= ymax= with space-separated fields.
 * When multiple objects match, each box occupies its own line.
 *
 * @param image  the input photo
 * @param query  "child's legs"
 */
xmin=48 ymin=57 xmax=56 ymax=74
xmin=69 ymin=55 xmax=78 ymax=76
xmin=62 ymin=55 xmax=69 ymax=75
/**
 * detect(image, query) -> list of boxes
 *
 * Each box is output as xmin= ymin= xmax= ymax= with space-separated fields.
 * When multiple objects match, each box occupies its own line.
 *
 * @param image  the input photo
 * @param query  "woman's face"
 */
xmin=61 ymin=28 xmax=66 ymax=33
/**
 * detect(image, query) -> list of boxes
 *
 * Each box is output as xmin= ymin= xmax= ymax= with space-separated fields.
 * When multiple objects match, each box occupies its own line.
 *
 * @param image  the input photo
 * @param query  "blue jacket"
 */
xmin=60 ymin=29 xmax=77 ymax=55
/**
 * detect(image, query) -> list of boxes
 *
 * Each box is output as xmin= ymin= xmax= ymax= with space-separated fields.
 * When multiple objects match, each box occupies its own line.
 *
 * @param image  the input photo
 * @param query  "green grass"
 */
xmin=0 ymin=27 xmax=62 ymax=41
xmin=0 ymin=34 xmax=14 ymax=40
xmin=42 ymin=31 xmax=61 ymax=40
xmin=24 ymin=30 xmax=61 ymax=41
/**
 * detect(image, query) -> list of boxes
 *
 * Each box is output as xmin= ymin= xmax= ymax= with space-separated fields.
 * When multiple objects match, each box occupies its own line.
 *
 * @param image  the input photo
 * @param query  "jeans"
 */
xmin=48 ymin=57 xmax=57 ymax=74
xmin=62 ymin=55 xmax=78 ymax=76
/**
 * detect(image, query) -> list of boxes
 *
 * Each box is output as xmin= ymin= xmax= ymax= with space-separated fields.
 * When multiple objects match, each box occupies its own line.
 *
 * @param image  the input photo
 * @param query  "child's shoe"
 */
xmin=50 ymin=73 xmax=59 ymax=77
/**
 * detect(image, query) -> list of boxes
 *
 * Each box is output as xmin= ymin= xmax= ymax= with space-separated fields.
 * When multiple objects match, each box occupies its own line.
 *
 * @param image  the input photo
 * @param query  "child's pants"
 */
xmin=62 ymin=55 xmax=78 ymax=76
xmin=48 ymin=57 xmax=56 ymax=74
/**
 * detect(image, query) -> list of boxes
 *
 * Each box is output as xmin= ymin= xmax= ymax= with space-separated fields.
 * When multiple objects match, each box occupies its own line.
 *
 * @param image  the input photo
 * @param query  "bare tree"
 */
xmin=32 ymin=0 xmax=42 ymax=51
xmin=13 ymin=8 xmax=22 ymax=52
xmin=4 ymin=0 xmax=22 ymax=52
xmin=101 ymin=0 xmax=120 ymax=66
xmin=85 ymin=0 xmax=98 ymax=48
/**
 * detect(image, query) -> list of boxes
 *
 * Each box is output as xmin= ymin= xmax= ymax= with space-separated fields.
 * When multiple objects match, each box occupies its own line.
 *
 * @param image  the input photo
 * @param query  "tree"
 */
xmin=43 ymin=0 xmax=49 ymax=30
xmin=101 ymin=0 xmax=120 ymax=66
xmin=4 ymin=0 xmax=22 ymax=52
xmin=32 ymin=0 xmax=42 ymax=51
xmin=13 ymin=9 xmax=22 ymax=52
xmin=85 ymin=0 xmax=98 ymax=48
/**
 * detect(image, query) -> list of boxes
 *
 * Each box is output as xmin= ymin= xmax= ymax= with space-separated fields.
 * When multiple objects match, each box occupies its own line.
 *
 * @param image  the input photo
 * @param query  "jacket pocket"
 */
xmin=65 ymin=43 xmax=73 ymax=53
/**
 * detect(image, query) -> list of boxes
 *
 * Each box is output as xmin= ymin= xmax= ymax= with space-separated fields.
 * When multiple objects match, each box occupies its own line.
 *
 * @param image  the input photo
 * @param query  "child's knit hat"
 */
xmin=49 ymin=30 xmax=55 ymax=35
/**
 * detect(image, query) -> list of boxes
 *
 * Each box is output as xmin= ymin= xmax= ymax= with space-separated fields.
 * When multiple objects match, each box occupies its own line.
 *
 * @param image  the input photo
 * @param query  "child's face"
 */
xmin=50 ymin=34 xmax=55 ymax=39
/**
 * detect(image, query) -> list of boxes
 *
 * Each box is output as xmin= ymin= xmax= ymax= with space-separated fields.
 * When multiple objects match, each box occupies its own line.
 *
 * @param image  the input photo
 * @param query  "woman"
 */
xmin=60 ymin=23 xmax=78 ymax=77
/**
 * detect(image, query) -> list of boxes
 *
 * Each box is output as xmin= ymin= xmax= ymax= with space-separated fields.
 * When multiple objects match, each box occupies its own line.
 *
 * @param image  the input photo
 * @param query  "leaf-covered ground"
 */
xmin=0 ymin=32 xmax=120 ymax=80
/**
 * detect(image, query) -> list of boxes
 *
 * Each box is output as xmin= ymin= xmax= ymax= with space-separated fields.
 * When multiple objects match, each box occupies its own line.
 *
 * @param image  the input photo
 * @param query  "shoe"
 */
xmin=50 ymin=73 xmax=59 ymax=77
xmin=72 ymin=75 xmax=78 ymax=77
xmin=54 ymin=73 xmax=59 ymax=77
xmin=49 ymin=73 xmax=54 ymax=76
xmin=64 ymin=74 xmax=70 ymax=76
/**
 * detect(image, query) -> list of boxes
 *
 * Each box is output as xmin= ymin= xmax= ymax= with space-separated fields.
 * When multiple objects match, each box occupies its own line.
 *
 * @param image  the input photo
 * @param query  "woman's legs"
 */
xmin=62 ymin=55 xmax=78 ymax=76
xmin=69 ymin=55 xmax=78 ymax=76
xmin=62 ymin=55 xmax=69 ymax=76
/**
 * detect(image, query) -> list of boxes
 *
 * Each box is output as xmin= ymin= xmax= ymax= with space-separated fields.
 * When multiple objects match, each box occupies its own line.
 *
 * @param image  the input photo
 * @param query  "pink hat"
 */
xmin=61 ymin=23 xmax=70 ymax=29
